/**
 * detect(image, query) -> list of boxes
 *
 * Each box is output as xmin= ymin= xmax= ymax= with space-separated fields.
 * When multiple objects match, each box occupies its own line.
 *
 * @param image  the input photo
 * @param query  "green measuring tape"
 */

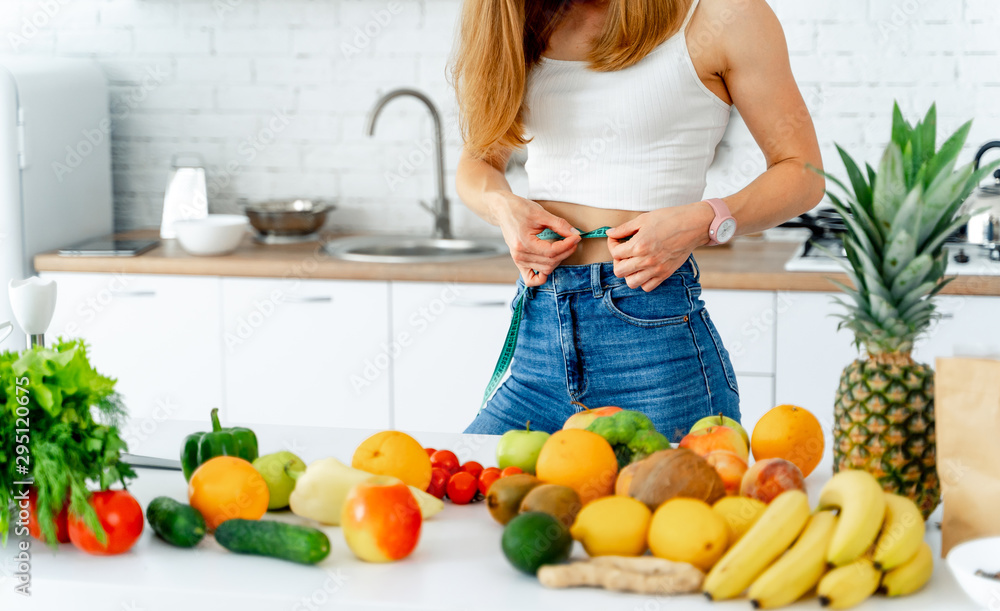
xmin=481 ymin=226 xmax=616 ymax=407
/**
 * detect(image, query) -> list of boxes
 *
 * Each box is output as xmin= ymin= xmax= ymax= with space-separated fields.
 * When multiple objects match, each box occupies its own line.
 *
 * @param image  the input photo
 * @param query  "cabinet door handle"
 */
xmin=117 ymin=290 xmax=157 ymax=298
xmin=452 ymin=299 xmax=508 ymax=308
xmin=284 ymin=295 xmax=333 ymax=304
xmin=938 ymin=313 xmax=954 ymax=319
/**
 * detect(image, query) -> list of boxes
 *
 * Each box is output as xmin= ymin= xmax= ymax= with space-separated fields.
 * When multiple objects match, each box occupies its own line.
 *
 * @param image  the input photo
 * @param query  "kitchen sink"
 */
xmin=323 ymin=235 xmax=509 ymax=264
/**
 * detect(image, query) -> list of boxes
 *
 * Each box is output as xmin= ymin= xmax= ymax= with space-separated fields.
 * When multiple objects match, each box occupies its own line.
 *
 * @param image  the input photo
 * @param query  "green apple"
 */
xmin=253 ymin=451 xmax=306 ymax=510
xmin=496 ymin=422 xmax=550 ymax=475
xmin=690 ymin=413 xmax=749 ymax=449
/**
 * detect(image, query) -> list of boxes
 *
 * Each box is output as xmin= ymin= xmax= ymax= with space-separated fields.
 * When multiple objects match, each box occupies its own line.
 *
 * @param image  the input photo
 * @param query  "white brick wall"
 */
xmin=0 ymin=0 xmax=998 ymax=235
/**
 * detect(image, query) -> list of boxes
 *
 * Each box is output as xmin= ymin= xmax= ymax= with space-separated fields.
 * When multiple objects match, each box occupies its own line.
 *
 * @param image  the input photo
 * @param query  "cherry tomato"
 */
xmin=446 ymin=472 xmax=477 ymax=505
xmin=426 ymin=467 xmax=450 ymax=500
xmin=67 ymin=490 xmax=144 ymax=555
xmin=500 ymin=466 xmax=523 ymax=478
xmin=27 ymin=488 xmax=70 ymax=544
xmin=461 ymin=461 xmax=484 ymax=480
xmin=430 ymin=450 xmax=460 ymax=476
xmin=478 ymin=468 xmax=501 ymax=496
xmin=424 ymin=447 xmax=436 ymax=458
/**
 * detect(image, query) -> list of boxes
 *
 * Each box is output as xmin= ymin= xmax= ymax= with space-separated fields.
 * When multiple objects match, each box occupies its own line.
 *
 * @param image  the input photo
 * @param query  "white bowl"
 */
xmin=174 ymin=215 xmax=248 ymax=256
xmin=947 ymin=535 xmax=1000 ymax=609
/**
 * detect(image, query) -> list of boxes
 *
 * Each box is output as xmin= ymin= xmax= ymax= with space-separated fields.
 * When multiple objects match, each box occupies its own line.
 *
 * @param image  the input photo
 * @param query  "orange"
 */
xmin=535 ymin=429 xmax=618 ymax=504
xmin=750 ymin=404 xmax=825 ymax=477
xmin=188 ymin=456 xmax=269 ymax=530
xmin=352 ymin=430 xmax=433 ymax=491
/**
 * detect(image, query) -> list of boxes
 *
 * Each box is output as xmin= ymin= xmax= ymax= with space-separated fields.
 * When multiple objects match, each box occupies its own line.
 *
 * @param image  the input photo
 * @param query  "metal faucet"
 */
xmin=366 ymin=88 xmax=452 ymax=240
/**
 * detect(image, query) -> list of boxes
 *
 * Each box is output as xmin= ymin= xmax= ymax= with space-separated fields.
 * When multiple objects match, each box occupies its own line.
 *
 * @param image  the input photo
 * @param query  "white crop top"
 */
xmin=523 ymin=0 xmax=731 ymax=211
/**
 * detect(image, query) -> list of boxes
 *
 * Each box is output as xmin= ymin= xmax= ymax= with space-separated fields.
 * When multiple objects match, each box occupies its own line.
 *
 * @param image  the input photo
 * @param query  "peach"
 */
xmin=703 ymin=450 xmax=748 ymax=496
xmin=739 ymin=458 xmax=806 ymax=504
xmin=678 ymin=425 xmax=748 ymax=463
xmin=562 ymin=404 xmax=623 ymax=430
xmin=341 ymin=476 xmax=422 ymax=562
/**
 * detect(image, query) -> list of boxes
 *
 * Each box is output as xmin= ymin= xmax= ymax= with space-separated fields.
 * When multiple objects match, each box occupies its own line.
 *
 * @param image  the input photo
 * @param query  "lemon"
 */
xmin=712 ymin=496 xmax=766 ymax=545
xmin=569 ymin=496 xmax=651 ymax=557
xmin=648 ymin=498 xmax=728 ymax=572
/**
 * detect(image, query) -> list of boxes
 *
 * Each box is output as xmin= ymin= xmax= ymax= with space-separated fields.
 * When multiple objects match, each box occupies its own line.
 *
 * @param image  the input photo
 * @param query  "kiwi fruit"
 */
xmin=486 ymin=474 xmax=541 ymax=525
xmin=518 ymin=484 xmax=582 ymax=528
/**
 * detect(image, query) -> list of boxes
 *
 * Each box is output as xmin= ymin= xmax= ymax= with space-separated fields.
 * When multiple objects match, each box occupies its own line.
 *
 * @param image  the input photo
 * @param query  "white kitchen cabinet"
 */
xmin=391 ymin=281 xmax=516 ymax=433
xmin=736 ymin=374 xmax=775 ymax=435
xmin=221 ymin=277 xmax=391 ymax=429
xmin=41 ymin=273 xmax=224 ymax=432
xmin=700 ymin=289 xmax=777 ymax=375
xmin=913 ymin=295 xmax=1000 ymax=364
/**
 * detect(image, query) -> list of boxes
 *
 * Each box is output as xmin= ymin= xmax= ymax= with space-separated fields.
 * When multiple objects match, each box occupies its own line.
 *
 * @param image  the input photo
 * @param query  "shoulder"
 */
xmin=689 ymin=0 xmax=786 ymax=64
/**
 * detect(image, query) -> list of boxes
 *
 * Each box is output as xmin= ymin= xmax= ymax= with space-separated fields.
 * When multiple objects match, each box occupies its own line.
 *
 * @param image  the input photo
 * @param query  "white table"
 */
xmin=0 ymin=422 xmax=982 ymax=610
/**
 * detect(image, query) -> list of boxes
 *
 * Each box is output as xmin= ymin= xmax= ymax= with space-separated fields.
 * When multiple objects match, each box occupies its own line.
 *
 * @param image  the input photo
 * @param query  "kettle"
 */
xmin=160 ymin=154 xmax=209 ymax=239
xmin=962 ymin=141 xmax=1000 ymax=247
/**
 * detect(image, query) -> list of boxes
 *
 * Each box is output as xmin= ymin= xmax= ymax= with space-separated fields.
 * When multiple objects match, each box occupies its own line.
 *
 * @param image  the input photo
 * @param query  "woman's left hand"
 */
xmin=606 ymin=202 xmax=716 ymax=292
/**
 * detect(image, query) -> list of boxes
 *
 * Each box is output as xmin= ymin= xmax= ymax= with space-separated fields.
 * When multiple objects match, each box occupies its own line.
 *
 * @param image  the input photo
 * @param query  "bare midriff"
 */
xmin=537 ymin=200 xmax=645 ymax=265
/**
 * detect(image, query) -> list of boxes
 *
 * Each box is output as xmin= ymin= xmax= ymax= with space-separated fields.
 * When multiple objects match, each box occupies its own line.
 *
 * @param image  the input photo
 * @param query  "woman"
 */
xmin=453 ymin=0 xmax=824 ymax=439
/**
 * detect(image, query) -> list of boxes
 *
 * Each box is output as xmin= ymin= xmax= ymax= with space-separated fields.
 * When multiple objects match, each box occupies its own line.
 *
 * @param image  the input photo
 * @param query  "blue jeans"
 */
xmin=464 ymin=257 xmax=740 ymax=442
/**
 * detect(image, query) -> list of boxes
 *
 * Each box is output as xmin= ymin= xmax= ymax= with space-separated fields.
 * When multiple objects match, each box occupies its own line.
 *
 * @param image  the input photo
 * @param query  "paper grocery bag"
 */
xmin=936 ymin=357 xmax=1000 ymax=557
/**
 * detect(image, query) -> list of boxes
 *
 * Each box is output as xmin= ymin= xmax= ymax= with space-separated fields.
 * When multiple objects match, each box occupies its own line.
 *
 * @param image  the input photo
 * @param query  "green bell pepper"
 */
xmin=180 ymin=408 xmax=259 ymax=480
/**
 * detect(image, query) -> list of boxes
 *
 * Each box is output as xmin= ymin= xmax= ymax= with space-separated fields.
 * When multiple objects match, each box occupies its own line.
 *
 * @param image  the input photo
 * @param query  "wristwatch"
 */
xmin=705 ymin=198 xmax=737 ymax=245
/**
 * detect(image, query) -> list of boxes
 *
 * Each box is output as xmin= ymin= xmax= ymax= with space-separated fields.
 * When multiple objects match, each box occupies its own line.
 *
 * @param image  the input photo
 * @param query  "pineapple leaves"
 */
xmin=836 ymin=144 xmax=873 ymax=210
xmin=925 ymin=120 xmax=972 ymax=186
xmin=890 ymin=253 xmax=933 ymax=300
xmin=873 ymin=142 xmax=906 ymax=227
xmin=881 ymin=226 xmax=917 ymax=284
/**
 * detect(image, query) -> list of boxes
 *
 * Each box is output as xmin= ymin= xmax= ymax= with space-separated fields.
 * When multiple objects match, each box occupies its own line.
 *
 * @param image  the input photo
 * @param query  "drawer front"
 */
xmin=701 ymin=289 xmax=778 ymax=375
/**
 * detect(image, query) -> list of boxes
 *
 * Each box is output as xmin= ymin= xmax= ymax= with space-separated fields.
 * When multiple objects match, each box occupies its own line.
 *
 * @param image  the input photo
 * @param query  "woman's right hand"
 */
xmin=486 ymin=190 xmax=582 ymax=287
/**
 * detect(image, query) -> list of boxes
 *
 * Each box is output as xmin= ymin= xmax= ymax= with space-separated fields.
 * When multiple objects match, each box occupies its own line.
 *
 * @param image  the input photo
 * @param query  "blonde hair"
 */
xmin=451 ymin=0 xmax=691 ymax=161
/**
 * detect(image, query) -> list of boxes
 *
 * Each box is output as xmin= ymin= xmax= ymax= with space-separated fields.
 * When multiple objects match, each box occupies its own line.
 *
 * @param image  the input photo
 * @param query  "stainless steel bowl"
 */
xmin=242 ymin=199 xmax=335 ymax=243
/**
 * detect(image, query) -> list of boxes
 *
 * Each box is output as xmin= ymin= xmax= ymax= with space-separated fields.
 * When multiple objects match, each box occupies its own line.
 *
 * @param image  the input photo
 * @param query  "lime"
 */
xmin=501 ymin=511 xmax=572 ymax=575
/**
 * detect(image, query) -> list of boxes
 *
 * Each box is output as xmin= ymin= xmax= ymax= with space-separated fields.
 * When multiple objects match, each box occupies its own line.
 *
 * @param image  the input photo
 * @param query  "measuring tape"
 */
xmin=481 ymin=226 xmax=617 ymax=406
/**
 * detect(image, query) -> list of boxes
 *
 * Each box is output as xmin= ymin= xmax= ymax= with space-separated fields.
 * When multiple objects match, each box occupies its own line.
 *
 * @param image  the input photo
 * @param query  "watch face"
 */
xmin=716 ymin=218 xmax=737 ymax=243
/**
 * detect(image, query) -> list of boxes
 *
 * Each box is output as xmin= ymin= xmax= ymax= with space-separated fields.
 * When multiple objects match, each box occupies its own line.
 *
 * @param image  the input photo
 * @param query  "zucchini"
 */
xmin=146 ymin=496 xmax=206 ymax=548
xmin=214 ymin=519 xmax=330 ymax=565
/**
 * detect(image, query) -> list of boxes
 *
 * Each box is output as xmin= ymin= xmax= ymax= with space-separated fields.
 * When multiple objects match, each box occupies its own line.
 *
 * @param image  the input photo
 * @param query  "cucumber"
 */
xmin=146 ymin=496 xmax=206 ymax=548
xmin=214 ymin=519 xmax=330 ymax=565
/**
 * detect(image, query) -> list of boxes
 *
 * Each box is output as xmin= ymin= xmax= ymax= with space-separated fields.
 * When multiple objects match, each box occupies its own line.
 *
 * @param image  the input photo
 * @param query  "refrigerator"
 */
xmin=0 ymin=58 xmax=114 ymax=349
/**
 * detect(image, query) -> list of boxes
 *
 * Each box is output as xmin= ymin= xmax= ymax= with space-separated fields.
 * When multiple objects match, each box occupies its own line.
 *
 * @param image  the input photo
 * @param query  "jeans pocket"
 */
xmin=602 ymin=282 xmax=690 ymax=328
xmin=701 ymin=309 xmax=739 ymax=395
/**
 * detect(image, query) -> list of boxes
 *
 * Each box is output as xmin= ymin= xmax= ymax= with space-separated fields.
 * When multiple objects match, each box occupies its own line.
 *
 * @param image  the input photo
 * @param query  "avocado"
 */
xmin=501 ymin=511 xmax=573 ymax=575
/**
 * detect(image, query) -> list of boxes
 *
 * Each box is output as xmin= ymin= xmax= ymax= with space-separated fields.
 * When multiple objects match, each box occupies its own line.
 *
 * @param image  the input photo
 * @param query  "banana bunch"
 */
xmin=702 ymin=471 xmax=934 ymax=609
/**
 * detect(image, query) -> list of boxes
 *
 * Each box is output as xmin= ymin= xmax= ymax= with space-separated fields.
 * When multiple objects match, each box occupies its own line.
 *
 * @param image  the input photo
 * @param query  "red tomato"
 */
xmin=478 ymin=468 xmax=502 ymax=496
xmin=67 ymin=490 xmax=144 ymax=555
xmin=461 ymin=461 xmax=484 ymax=480
xmin=426 ymin=467 xmax=450 ymax=500
xmin=424 ymin=447 xmax=436 ymax=458
xmin=27 ymin=488 xmax=70 ymax=544
xmin=447 ymin=472 xmax=477 ymax=505
xmin=430 ymin=450 xmax=460 ymax=476
xmin=500 ymin=466 xmax=523 ymax=478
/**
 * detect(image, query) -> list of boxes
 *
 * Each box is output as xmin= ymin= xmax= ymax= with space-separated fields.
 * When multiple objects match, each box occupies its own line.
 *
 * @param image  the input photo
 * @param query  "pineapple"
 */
xmin=822 ymin=103 xmax=1000 ymax=519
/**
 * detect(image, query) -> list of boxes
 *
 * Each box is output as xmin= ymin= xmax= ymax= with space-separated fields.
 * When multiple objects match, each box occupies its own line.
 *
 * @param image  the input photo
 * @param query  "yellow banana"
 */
xmin=881 ymin=541 xmax=933 ymax=596
xmin=872 ymin=493 xmax=925 ymax=570
xmin=818 ymin=470 xmax=887 ymax=566
xmin=703 ymin=490 xmax=810 ymax=601
xmin=817 ymin=556 xmax=881 ymax=609
xmin=747 ymin=510 xmax=838 ymax=609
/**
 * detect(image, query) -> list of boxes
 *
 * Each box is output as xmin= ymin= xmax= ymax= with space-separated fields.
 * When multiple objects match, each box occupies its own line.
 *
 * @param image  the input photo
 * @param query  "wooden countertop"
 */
xmin=33 ymin=231 xmax=1000 ymax=295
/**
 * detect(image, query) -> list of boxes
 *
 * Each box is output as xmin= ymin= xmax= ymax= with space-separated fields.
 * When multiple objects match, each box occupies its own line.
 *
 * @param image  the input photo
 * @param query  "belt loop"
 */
xmin=688 ymin=255 xmax=701 ymax=282
xmin=591 ymin=263 xmax=604 ymax=298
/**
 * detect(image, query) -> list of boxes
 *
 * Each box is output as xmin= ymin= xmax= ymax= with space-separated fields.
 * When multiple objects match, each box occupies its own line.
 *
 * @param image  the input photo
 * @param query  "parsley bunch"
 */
xmin=1 ymin=339 xmax=135 ymax=546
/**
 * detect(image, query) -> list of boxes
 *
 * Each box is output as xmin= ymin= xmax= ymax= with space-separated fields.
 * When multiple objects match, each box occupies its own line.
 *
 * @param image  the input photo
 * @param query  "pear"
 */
xmin=287 ymin=457 xmax=443 ymax=525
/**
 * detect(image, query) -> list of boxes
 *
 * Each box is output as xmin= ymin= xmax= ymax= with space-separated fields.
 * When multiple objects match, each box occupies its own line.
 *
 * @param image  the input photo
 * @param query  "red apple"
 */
xmin=704 ymin=450 xmax=748 ymax=496
xmin=679 ymin=425 xmax=749 ymax=462
xmin=562 ymin=404 xmax=622 ymax=430
xmin=740 ymin=458 xmax=806 ymax=504
xmin=689 ymin=413 xmax=750 ymax=449
xmin=341 ymin=476 xmax=422 ymax=562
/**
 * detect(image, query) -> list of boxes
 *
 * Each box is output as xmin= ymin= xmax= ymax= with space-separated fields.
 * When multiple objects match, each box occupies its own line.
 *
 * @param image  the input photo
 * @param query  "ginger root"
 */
xmin=537 ymin=556 xmax=704 ymax=595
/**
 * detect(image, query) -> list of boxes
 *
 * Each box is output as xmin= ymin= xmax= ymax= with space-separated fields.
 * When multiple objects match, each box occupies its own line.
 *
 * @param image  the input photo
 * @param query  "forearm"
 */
xmin=456 ymin=150 xmax=514 ymax=226
xmin=719 ymin=156 xmax=825 ymax=236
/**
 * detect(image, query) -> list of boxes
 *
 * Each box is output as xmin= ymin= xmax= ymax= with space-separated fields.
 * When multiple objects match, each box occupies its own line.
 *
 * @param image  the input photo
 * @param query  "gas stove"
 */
xmin=784 ymin=239 xmax=1000 ymax=276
